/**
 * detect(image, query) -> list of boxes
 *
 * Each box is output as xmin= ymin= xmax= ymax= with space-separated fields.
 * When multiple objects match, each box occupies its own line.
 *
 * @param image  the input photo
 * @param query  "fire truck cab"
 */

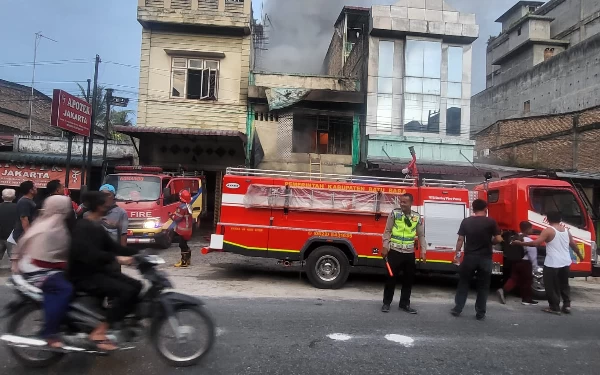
xmin=477 ymin=176 xmax=598 ymax=296
xmin=206 ymin=168 xmax=597 ymax=291
xmin=105 ymin=166 xmax=206 ymax=248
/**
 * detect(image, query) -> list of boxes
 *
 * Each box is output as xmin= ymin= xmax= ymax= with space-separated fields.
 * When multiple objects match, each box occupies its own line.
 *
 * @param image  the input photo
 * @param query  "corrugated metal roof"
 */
xmin=113 ymin=126 xmax=247 ymax=141
xmin=366 ymin=158 xmax=500 ymax=178
xmin=0 ymin=152 xmax=121 ymax=167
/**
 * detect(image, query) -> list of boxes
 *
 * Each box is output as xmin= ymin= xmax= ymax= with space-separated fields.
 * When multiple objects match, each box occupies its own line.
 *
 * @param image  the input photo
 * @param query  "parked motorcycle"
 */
xmin=1 ymin=254 xmax=215 ymax=368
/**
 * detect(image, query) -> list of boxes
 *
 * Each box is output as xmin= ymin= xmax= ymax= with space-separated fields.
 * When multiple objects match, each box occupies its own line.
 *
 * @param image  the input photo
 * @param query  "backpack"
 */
xmin=502 ymin=232 xmax=526 ymax=262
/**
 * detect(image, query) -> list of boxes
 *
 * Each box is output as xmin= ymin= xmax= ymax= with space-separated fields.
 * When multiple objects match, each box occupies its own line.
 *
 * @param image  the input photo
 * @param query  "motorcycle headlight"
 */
xmin=143 ymin=220 xmax=160 ymax=229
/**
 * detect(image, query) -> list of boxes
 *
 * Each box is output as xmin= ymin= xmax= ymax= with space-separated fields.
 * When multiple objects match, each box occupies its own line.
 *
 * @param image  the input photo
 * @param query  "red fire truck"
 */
xmin=204 ymin=167 xmax=598 ymax=292
xmin=104 ymin=166 xmax=206 ymax=248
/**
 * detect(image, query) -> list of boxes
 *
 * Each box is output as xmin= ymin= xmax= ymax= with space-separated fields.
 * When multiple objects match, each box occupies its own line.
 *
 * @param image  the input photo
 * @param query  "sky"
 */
xmin=0 ymin=0 xmax=519 ymax=123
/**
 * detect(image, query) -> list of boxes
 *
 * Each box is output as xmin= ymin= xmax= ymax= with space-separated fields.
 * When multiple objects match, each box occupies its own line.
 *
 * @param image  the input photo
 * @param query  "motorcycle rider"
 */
xmin=69 ymin=191 xmax=141 ymax=351
xmin=172 ymin=189 xmax=194 ymax=268
xmin=12 ymin=195 xmax=75 ymax=349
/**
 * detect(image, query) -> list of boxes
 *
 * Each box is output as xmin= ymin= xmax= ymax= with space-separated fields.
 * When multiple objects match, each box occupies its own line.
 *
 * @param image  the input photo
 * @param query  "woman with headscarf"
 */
xmin=12 ymin=195 xmax=75 ymax=349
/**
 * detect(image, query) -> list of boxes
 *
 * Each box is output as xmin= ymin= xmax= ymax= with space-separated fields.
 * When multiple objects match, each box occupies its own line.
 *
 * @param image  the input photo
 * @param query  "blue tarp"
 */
xmin=264 ymin=87 xmax=311 ymax=111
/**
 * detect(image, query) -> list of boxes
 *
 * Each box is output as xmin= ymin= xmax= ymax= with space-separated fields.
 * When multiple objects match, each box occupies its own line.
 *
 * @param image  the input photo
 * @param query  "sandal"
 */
xmin=542 ymin=308 xmax=561 ymax=315
xmin=91 ymin=339 xmax=118 ymax=352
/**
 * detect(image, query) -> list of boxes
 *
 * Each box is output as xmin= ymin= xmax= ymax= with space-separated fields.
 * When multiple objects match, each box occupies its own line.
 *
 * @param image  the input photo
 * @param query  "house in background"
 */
xmin=0 ymin=79 xmax=61 ymax=138
xmin=472 ymin=0 xmax=600 ymax=134
xmin=247 ymin=72 xmax=363 ymax=174
xmin=115 ymin=0 xmax=253 ymax=228
xmin=322 ymin=0 xmax=484 ymax=179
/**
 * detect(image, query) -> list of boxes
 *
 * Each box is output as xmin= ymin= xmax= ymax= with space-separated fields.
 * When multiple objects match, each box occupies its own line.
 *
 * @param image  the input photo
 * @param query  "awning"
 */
xmin=0 ymin=152 xmax=124 ymax=167
xmin=366 ymin=158 xmax=500 ymax=178
xmin=113 ymin=126 xmax=247 ymax=142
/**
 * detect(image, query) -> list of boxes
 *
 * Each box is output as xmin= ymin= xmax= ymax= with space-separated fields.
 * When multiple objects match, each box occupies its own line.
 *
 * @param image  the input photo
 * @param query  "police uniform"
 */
xmin=382 ymin=208 xmax=425 ymax=311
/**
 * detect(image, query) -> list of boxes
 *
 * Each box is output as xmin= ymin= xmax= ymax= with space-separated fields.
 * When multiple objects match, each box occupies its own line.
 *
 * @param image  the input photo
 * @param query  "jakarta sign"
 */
xmin=51 ymin=89 xmax=92 ymax=137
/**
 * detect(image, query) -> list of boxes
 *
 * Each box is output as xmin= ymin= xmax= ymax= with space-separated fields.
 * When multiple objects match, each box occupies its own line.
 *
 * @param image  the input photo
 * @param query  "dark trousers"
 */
xmin=503 ymin=259 xmax=533 ymax=302
xmin=543 ymin=266 xmax=571 ymax=311
xmin=383 ymin=251 xmax=416 ymax=307
xmin=453 ymin=254 xmax=492 ymax=316
xmin=179 ymin=237 xmax=190 ymax=253
xmin=41 ymin=272 xmax=73 ymax=339
xmin=76 ymin=272 xmax=142 ymax=324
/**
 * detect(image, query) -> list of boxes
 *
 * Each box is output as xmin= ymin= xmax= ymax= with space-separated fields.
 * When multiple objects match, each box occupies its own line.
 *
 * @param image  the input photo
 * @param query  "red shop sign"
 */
xmin=0 ymin=163 xmax=82 ymax=190
xmin=51 ymin=89 xmax=92 ymax=137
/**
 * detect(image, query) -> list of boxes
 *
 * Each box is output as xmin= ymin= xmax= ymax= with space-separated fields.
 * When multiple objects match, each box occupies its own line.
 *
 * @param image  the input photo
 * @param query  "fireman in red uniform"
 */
xmin=171 ymin=190 xmax=194 ymax=268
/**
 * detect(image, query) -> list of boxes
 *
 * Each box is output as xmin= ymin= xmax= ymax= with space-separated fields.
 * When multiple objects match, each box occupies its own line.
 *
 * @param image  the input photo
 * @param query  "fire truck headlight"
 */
xmin=592 ymin=242 xmax=598 ymax=264
xmin=143 ymin=220 xmax=160 ymax=229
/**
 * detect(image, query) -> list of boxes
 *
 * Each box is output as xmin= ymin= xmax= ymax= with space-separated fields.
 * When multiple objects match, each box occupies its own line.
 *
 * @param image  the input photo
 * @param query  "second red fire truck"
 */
xmin=204 ymin=166 xmax=598 ymax=293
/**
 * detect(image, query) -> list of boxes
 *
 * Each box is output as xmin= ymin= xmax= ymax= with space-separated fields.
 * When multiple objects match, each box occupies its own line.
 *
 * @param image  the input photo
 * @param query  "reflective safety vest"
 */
xmin=390 ymin=210 xmax=420 ymax=246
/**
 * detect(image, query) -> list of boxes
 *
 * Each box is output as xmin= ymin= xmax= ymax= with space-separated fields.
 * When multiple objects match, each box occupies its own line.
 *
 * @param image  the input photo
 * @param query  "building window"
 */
xmin=447 ymin=46 xmax=463 ymax=136
xmin=517 ymin=27 xmax=522 ymax=36
xmin=292 ymin=114 xmax=352 ymax=155
xmin=171 ymin=57 xmax=219 ymax=100
xmin=377 ymin=41 xmax=394 ymax=132
xmin=528 ymin=6 xmax=536 ymax=13
xmin=524 ymin=100 xmax=531 ymax=113
xmin=404 ymin=39 xmax=442 ymax=134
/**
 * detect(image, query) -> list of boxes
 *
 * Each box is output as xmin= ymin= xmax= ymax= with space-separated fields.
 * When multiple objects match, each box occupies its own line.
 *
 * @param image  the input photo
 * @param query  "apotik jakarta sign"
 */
xmin=51 ymin=89 xmax=92 ymax=137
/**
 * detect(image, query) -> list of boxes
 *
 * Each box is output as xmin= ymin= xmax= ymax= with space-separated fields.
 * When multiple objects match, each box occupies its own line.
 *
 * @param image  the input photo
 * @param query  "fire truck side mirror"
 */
xmin=484 ymin=172 xmax=493 ymax=181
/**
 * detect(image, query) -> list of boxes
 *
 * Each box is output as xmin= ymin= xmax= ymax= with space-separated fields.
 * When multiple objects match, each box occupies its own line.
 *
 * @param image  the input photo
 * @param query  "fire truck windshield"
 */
xmin=530 ymin=188 xmax=585 ymax=228
xmin=105 ymin=175 xmax=161 ymax=202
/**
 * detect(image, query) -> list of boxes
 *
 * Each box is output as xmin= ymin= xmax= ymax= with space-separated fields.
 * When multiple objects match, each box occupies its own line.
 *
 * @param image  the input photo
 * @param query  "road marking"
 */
xmin=384 ymin=334 xmax=414 ymax=347
xmin=327 ymin=333 xmax=352 ymax=341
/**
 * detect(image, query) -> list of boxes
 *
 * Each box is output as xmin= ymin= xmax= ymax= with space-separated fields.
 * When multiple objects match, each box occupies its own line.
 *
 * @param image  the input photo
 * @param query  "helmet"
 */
xmin=179 ymin=189 xmax=192 ymax=203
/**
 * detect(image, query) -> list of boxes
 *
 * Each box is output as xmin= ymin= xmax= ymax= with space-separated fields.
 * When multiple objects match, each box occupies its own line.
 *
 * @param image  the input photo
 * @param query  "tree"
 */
xmin=76 ymin=84 xmax=133 ymax=140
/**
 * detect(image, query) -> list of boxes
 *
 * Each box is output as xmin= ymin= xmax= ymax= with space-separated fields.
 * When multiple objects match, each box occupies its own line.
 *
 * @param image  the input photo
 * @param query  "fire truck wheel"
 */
xmin=305 ymin=246 xmax=350 ymax=289
xmin=158 ymin=232 xmax=174 ymax=249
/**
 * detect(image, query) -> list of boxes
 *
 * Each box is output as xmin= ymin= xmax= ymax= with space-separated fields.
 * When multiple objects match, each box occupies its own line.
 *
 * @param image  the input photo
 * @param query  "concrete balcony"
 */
xmin=138 ymin=0 xmax=251 ymax=35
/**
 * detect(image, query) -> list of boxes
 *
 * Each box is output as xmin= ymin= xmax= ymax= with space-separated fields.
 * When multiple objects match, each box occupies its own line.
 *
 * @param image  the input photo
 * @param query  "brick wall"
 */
xmin=322 ymin=24 xmax=343 ymax=76
xmin=0 ymin=82 xmax=60 ymax=136
xmin=474 ymin=105 xmax=600 ymax=171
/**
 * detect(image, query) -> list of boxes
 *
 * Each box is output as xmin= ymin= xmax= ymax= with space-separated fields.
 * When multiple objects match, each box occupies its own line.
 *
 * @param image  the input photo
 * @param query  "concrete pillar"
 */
xmin=243 ymin=0 xmax=251 ymax=15
xmin=191 ymin=0 xmax=198 ymax=10
xmin=218 ymin=0 xmax=225 ymax=12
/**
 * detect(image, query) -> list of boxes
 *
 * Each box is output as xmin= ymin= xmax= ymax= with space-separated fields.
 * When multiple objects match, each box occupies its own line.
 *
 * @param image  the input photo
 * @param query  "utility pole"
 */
xmin=28 ymin=32 xmax=57 ymax=136
xmin=101 ymin=88 xmax=114 ymax=179
xmin=86 ymin=55 xmax=101 ymax=189
xmin=81 ymin=78 xmax=91 ymax=187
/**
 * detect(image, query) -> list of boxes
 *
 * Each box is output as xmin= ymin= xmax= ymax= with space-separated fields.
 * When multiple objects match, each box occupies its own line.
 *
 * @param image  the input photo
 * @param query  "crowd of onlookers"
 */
xmin=0 ymin=180 xmax=141 ymax=351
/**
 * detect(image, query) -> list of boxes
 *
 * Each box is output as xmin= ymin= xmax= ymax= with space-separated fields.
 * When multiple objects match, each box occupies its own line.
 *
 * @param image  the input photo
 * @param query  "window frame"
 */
xmin=170 ymin=57 xmax=220 ymax=101
xmin=403 ymin=39 xmax=442 ymax=134
xmin=529 ymin=187 xmax=586 ymax=228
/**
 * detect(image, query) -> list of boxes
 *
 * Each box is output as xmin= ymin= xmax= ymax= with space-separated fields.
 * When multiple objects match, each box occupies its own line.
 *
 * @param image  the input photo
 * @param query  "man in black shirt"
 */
xmin=13 ymin=180 xmax=38 ymax=242
xmin=451 ymin=199 xmax=502 ymax=320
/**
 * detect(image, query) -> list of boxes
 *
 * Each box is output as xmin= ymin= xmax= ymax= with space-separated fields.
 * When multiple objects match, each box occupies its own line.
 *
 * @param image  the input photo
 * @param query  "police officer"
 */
xmin=381 ymin=193 xmax=427 ymax=314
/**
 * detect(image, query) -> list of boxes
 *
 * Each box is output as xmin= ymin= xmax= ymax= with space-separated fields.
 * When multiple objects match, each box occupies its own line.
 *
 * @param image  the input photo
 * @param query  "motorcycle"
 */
xmin=1 ymin=254 xmax=215 ymax=368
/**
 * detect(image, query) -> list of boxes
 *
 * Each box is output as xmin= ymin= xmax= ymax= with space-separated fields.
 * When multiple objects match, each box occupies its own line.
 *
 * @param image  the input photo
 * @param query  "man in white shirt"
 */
xmin=513 ymin=211 xmax=583 ymax=315
xmin=497 ymin=221 xmax=539 ymax=305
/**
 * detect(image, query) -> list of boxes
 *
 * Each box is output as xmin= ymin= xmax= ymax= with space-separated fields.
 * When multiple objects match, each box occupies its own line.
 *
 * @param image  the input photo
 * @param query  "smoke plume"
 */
xmin=256 ymin=0 xmax=516 ymax=94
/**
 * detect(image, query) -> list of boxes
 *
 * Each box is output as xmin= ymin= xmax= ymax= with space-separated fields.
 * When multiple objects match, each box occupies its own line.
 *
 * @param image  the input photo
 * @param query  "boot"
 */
xmin=174 ymin=251 xmax=191 ymax=268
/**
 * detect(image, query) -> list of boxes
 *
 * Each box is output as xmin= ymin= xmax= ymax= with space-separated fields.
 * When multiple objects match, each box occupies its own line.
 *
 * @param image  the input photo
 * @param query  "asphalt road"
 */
xmin=0 ymin=286 xmax=599 ymax=375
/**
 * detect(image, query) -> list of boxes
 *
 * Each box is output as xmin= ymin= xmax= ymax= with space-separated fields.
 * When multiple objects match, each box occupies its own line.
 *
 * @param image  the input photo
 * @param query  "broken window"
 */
xmin=292 ymin=114 xmax=352 ymax=155
xmin=171 ymin=57 xmax=219 ymax=100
